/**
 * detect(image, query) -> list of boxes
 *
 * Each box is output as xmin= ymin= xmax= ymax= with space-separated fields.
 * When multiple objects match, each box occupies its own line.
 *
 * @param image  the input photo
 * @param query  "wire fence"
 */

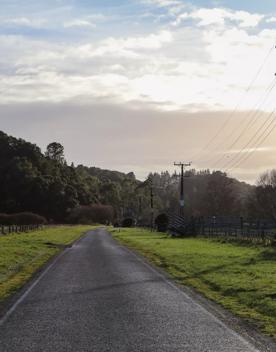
xmin=0 ymin=224 xmax=43 ymax=235
xmin=168 ymin=213 xmax=276 ymax=244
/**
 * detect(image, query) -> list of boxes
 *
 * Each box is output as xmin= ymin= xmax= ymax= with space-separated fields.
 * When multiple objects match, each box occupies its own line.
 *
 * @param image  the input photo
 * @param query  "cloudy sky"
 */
xmin=1 ymin=0 xmax=276 ymax=183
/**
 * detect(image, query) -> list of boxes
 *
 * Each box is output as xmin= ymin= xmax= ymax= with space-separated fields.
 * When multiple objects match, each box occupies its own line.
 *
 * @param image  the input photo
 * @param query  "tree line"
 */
xmin=0 ymin=131 xmax=141 ymax=223
xmin=0 ymin=131 xmax=275 ymax=225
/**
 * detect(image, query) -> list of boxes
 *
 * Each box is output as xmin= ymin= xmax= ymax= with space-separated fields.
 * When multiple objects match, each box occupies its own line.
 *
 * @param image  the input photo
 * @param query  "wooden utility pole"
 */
xmin=174 ymin=162 xmax=191 ymax=217
xmin=149 ymin=177 xmax=154 ymax=231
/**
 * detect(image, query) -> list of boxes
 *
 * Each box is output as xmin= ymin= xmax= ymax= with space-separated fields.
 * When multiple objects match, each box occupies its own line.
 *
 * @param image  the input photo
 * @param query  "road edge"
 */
xmin=109 ymin=231 xmax=276 ymax=352
xmin=0 ymin=229 xmax=93 ymax=322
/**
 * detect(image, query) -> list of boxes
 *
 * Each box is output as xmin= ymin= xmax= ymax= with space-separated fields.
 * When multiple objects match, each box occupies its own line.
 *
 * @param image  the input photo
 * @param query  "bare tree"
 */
xmin=252 ymin=170 xmax=276 ymax=221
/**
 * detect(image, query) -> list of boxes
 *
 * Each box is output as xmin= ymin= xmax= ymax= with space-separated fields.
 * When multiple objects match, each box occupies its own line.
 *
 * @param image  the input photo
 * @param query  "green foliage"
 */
xmin=45 ymin=142 xmax=65 ymax=163
xmin=0 ymin=131 xmax=141 ymax=222
xmin=112 ymin=228 xmax=276 ymax=338
xmin=155 ymin=213 xmax=169 ymax=232
xmin=122 ymin=218 xmax=134 ymax=227
xmin=0 ymin=212 xmax=47 ymax=225
xmin=143 ymin=170 xmax=253 ymax=219
xmin=0 ymin=214 xmax=10 ymax=225
xmin=248 ymin=170 xmax=276 ymax=221
xmin=68 ymin=205 xmax=114 ymax=224
xmin=0 ymin=130 xmax=261 ymax=224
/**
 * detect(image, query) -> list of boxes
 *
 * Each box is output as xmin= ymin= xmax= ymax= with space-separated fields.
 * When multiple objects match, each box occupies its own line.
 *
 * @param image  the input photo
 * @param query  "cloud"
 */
xmin=142 ymin=0 xmax=187 ymax=17
xmin=173 ymin=8 xmax=264 ymax=28
xmin=266 ymin=17 xmax=276 ymax=23
xmin=0 ymin=2 xmax=273 ymax=114
xmin=2 ymin=17 xmax=47 ymax=28
xmin=171 ymin=12 xmax=189 ymax=26
xmin=1 ymin=1 xmax=276 ymax=182
xmin=63 ymin=20 xmax=96 ymax=28
xmin=143 ymin=0 xmax=183 ymax=8
xmin=0 ymin=101 xmax=274 ymax=183
xmin=100 ymin=30 xmax=172 ymax=51
xmin=228 ymin=147 xmax=274 ymax=154
xmin=63 ymin=14 xmax=106 ymax=28
xmin=234 ymin=11 xmax=264 ymax=28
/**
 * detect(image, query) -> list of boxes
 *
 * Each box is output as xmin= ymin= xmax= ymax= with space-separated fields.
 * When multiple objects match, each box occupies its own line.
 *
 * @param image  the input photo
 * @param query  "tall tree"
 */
xmin=45 ymin=142 xmax=65 ymax=164
xmin=249 ymin=170 xmax=276 ymax=221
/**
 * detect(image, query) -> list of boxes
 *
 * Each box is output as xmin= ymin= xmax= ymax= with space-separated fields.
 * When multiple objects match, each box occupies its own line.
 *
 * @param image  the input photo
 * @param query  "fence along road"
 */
xmin=0 ymin=228 xmax=262 ymax=352
xmin=168 ymin=213 xmax=276 ymax=243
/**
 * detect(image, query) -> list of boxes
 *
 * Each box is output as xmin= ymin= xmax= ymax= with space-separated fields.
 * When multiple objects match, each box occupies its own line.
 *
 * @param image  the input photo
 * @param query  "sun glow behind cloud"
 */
xmin=1 ymin=0 xmax=276 ymax=182
xmin=0 ymin=2 xmax=275 ymax=112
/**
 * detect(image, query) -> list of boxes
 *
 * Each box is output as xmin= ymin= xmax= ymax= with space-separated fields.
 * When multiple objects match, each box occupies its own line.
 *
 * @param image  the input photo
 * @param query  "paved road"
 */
xmin=0 ymin=228 xmax=260 ymax=352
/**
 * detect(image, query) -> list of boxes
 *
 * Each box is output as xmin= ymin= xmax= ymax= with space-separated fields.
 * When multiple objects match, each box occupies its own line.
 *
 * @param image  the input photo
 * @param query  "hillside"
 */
xmin=0 ymin=130 xmax=269 ymax=224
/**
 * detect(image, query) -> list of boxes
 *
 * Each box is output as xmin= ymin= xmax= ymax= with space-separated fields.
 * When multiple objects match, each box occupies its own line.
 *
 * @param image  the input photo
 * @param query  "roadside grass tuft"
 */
xmin=0 ymin=225 xmax=95 ymax=303
xmin=111 ymin=227 xmax=276 ymax=338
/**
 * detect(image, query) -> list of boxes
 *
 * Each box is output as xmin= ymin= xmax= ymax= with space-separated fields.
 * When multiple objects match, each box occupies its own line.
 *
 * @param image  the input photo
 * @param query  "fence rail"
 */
xmin=0 ymin=224 xmax=43 ymax=235
xmin=168 ymin=214 xmax=276 ymax=243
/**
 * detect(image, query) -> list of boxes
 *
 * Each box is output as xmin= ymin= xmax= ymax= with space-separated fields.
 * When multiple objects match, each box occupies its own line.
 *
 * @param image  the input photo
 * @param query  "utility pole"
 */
xmin=149 ymin=177 xmax=154 ymax=231
xmin=174 ymin=162 xmax=192 ymax=217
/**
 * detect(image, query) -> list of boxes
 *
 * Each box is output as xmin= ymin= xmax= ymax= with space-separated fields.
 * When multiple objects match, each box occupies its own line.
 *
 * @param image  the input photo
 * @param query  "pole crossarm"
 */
xmin=174 ymin=162 xmax=192 ymax=167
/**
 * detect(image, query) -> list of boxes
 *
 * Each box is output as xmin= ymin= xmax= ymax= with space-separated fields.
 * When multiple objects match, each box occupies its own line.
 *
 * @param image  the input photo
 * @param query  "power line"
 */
xmin=199 ymin=76 xmax=276 ymax=167
xmin=210 ymin=77 xmax=276 ymax=169
xmin=222 ymin=109 xmax=276 ymax=171
xmin=192 ymin=44 xmax=275 ymax=163
xmin=226 ymin=110 xmax=276 ymax=172
xmin=236 ymin=124 xmax=276 ymax=169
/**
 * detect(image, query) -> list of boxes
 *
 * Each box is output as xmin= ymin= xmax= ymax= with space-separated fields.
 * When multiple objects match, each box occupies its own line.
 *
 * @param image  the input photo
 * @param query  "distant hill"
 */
xmin=77 ymin=165 xmax=137 ymax=183
xmin=0 ymin=130 xmax=140 ymax=222
xmin=0 ymin=130 xmax=261 ymax=224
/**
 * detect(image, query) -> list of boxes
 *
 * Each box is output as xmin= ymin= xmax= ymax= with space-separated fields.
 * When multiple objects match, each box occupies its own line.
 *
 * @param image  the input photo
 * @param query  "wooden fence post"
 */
xmin=240 ymin=217 xmax=244 ymax=237
xmin=201 ymin=217 xmax=205 ymax=236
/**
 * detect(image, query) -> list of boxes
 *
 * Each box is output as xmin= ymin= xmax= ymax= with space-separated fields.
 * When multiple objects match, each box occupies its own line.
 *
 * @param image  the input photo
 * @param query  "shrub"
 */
xmin=0 ymin=214 xmax=11 ymax=225
xmin=122 ymin=218 xmax=134 ymax=228
xmin=11 ymin=212 xmax=47 ymax=225
xmin=68 ymin=204 xmax=114 ymax=224
xmin=155 ymin=213 xmax=169 ymax=232
xmin=0 ymin=212 xmax=47 ymax=225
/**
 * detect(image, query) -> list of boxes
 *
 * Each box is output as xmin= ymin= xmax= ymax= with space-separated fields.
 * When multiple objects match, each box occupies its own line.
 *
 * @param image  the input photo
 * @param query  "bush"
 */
xmin=0 ymin=214 xmax=11 ymax=225
xmin=122 ymin=218 xmax=134 ymax=228
xmin=11 ymin=212 xmax=47 ymax=225
xmin=0 ymin=212 xmax=47 ymax=225
xmin=68 ymin=204 xmax=114 ymax=224
xmin=155 ymin=213 xmax=169 ymax=232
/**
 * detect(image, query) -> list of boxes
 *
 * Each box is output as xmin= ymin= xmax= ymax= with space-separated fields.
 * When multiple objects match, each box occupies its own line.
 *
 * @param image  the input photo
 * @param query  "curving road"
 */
xmin=0 ymin=228 xmax=261 ymax=351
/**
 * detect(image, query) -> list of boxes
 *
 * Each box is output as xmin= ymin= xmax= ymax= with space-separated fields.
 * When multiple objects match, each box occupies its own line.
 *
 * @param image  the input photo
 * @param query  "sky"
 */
xmin=1 ymin=0 xmax=276 ymax=183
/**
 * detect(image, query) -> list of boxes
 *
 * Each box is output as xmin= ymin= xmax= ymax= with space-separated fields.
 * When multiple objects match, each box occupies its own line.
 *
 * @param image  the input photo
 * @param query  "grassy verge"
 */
xmin=0 ymin=225 xmax=96 ymax=303
xmin=111 ymin=227 xmax=276 ymax=338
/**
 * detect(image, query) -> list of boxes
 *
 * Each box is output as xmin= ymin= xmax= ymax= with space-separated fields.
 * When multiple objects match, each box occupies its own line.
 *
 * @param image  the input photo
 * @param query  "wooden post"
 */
xmin=201 ymin=217 xmax=205 ymax=236
xmin=240 ymin=217 xmax=244 ymax=237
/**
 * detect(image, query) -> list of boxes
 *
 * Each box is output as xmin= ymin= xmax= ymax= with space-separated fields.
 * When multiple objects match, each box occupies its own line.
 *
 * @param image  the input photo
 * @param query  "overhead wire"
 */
xmin=210 ymin=77 xmax=276 ymax=169
xmin=223 ymin=108 xmax=276 ymax=170
xmin=199 ymin=75 xmax=276 ymax=167
xmin=192 ymin=44 xmax=275 ymax=163
xmin=226 ymin=109 xmax=276 ymax=172
xmin=195 ymin=76 xmax=276 ymax=166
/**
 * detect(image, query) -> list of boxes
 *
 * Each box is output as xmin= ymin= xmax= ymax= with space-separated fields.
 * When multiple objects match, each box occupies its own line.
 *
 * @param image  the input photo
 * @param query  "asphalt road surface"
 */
xmin=0 ymin=228 xmax=261 ymax=352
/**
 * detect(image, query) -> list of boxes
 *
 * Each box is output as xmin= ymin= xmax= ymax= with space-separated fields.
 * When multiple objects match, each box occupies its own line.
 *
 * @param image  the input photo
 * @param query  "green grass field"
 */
xmin=0 ymin=225 xmax=94 ymax=303
xmin=112 ymin=228 xmax=276 ymax=338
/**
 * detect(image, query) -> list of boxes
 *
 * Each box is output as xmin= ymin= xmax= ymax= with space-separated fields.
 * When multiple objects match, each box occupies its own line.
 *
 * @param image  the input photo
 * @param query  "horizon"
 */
xmin=0 ymin=128 xmax=259 ymax=186
xmin=1 ymin=0 xmax=276 ymax=184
